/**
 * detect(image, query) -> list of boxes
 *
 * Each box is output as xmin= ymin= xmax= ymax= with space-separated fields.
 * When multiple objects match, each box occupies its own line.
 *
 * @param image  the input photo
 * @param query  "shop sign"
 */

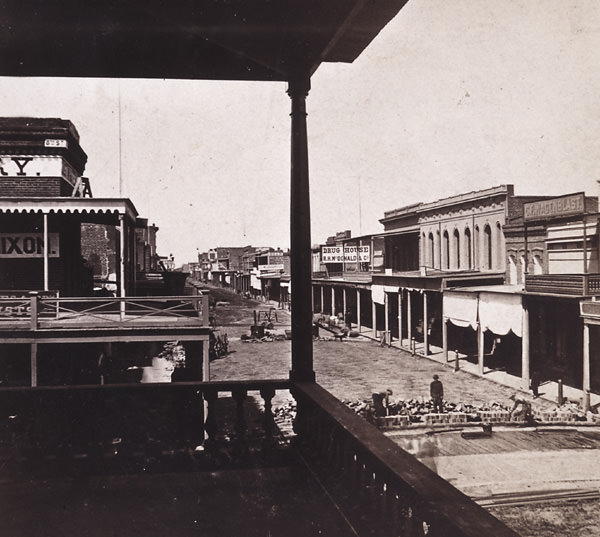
xmin=0 ymin=294 xmax=30 ymax=317
xmin=0 ymin=233 xmax=59 ymax=258
xmin=0 ymin=155 xmax=78 ymax=186
xmin=321 ymin=245 xmax=370 ymax=263
xmin=0 ymin=291 xmax=58 ymax=318
xmin=44 ymin=139 xmax=68 ymax=148
xmin=258 ymin=264 xmax=284 ymax=272
xmin=524 ymin=193 xmax=585 ymax=222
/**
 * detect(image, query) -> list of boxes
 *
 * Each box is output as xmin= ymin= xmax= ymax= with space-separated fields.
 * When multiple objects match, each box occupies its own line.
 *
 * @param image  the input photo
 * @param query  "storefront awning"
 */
xmin=443 ymin=291 xmax=478 ymax=330
xmin=479 ymin=292 xmax=523 ymax=337
xmin=0 ymin=197 xmax=138 ymax=222
xmin=251 ymin=274 xmax=261 ymax=291
xmin=443 ymin=289 xmax=523 ymax=337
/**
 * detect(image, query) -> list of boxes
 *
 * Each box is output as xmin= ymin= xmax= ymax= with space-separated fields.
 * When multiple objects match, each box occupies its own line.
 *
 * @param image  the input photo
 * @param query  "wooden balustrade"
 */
xmin=0 ymin=380 xmax=290 ymax=466
xmin=1 ymin=377 xmax=521 ymax=535
xmin=292 ymin=381 xmax=520 ymax=537
xmin=0 ymin=293 xmax=210 ymax=329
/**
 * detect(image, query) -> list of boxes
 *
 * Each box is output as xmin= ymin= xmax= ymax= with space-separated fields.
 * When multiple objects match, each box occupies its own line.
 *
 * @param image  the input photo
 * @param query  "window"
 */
xmin=453 ymin=229 xmax=460 ymax=269
xmin=465 ymin=227 xmax=472 ymax=269
xmin=428 ymin=233 xmax=435 ymax=268
xmin=443 ymin=230 xmax=450 ymax=269
xmin=483 ymin=224 xmax=492 ymax=270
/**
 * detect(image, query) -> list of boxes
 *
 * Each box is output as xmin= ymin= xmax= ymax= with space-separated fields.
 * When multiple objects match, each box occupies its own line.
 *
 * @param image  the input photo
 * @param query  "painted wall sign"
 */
xmin=523 ymin=193 xmax=585 ymax=222
xmin=0 ymin=291 xmax=58 ymax=318
xmin=0 ymin=156 xmax=78 ymax=186
xmin=0 ymin=233 xmax=59 ymax=258
xmin=321 ymin=245 xmax=370 ymax=263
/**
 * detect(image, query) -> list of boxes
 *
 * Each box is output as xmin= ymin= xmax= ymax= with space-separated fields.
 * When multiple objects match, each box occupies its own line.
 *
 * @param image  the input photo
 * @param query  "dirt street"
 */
xmin=206 ymin=285 xmax=553 ymax=412
xmin=204 ymin=285 xmax=600 ymax=537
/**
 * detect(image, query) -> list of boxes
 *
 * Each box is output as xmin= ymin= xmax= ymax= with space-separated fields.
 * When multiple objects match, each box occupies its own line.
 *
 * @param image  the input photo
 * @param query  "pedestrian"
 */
xmin=508 ymin=394 xmax=533 ymax=424
xmin=430 ymin=374 xmax=444 ymax=413
xmin=372 ymin=388 xmax=393 ymax=417
xmin=530 ymin=370 xmax=540 ymax=397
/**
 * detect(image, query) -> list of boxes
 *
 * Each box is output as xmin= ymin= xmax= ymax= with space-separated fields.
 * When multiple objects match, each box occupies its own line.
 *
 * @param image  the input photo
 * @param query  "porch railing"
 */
xmin=525 ymin=273 xmax=600 ymax=296
xmin=0 ymin=378 xmax=519 ymax=536
xmin=293 ymin=382 xmax=519 ymax=537
xmin=0 ymin=293 xmax=210 ymax=329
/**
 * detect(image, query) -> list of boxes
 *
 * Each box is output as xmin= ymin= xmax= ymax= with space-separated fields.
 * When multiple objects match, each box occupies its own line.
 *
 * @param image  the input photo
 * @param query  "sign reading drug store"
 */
xmin=0 ymin=233 xmax=59 ymax=258
xmin=321 ymin=245 xmax=370 ymax=263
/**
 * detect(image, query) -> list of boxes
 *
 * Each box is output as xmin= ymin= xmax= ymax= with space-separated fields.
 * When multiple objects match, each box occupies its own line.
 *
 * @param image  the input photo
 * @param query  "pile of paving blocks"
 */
xmin=478 ymin=410 xmax=515 ymax=423
xmin=537 ymin=409 xmax=578 ymax=423
xmin=349 ymin=398 xmax=591 ymax=430
xmin=377 ymin=415 xmax=411 ymax=430
xmin=424 ymin=412 xmax=468 ymax=426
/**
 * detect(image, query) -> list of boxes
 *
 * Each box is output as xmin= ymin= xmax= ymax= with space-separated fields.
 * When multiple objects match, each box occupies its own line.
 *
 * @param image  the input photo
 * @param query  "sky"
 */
xmin=0 ymin=0 xmax=599 ymax=266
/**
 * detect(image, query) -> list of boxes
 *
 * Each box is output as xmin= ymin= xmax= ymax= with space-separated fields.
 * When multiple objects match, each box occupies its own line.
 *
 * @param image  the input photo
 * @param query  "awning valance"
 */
xmin=443 ymin=291 xmax=478 ymax=329
xmin=371 ymin=284 xmax=386 ymax=305
xmin=251 ymin=274 xmax=261 ymax=291
xmin=444 ymin=290 xmax=523 ymax=336
xmin=479 ymin=292 xmax=523 ymax=337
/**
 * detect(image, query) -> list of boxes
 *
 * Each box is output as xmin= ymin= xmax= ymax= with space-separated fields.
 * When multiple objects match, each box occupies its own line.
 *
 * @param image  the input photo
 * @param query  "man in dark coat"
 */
xmin=430 ymin=374 xmax=444 ymax=413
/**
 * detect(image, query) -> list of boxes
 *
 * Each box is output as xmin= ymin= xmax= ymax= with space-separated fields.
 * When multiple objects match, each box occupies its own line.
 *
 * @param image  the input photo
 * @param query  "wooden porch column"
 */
xmin=43 ymin=212 xmax=49 ymax=291
xmin=372 ymin=290 xmax=377 ymax=337
xmin=343 ymin=287 xmax=347 ymax=324
xmin=442 ymin=317 xmax=448 ymax=361
xmin=357 ymin=288 xmax=361 ymax=332
xmin=407 ymin=291 xmax=413 ymax=344
xmin=288 ymin=76 xmax=314 ymax=382
xmin=398 ymin=289 xmax=403 ymax=347
xmin=423 ymin=291 xmax=429 ymax=355
xmin=320 ymin=285 xmax=324 ymax=314
xmin=521 ymin=299 xmax=530 ymax=390
xmin=477 ymin=321 xmax=485 ymax=376
xmin=203 ymin=338 xmax=210 ymax=382
xmin=384 ymin=291 xmax=389 ymax=340
xmin=583 ymin=323 xmax=590 ymax=411
xmin=119 ymin=213 xmax=126 ymax=320
xmin=331 ymin=286 xmax=336 ymax=316
xmin=30 ymin=342 xmax=37 ymax=387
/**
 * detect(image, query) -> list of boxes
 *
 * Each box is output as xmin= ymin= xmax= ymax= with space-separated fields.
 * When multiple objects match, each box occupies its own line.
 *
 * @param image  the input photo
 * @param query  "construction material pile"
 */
xmin=343 ymin=397 xmax=588 ymax=426
xmin=241 ymin=330 xmax=288 ymax=343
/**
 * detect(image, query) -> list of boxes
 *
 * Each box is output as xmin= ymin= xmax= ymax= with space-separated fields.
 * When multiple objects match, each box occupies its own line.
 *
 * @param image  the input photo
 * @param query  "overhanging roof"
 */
xmin=0 ymin=197 xmax=138 ymax=221
xmin=0 ymin=0 xmax=409 ymax=80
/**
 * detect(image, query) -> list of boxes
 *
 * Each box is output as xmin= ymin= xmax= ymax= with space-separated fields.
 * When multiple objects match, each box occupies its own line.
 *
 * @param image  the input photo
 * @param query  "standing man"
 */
xmin=430 ymin=374 xmax=444 ymax=413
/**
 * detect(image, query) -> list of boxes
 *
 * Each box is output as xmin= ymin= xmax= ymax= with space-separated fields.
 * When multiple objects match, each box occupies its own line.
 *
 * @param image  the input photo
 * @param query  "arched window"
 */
xmin=483 ymin=224 xmax=492 ymax=270
xmin=428 ymin=233 xmax=435 ymax=268
xmin=533 ymin=255 xmax=543 ymax=275
xmin=508 ymin=255 xmax=517 ymax=284
xmin=443 ymin=230 xmax=450 ymax=269
xmin=464 ymin=227 xmax=472 ymax=269
xmin=453 ymin=229 xmax=460 ymax=269
xmin=496 ymin=222 xmax=503 ymax=271
xmin=520 ymin=254 xmax=527 ymax=282
xmin=474 ymin=225 xmax=480 ymax=270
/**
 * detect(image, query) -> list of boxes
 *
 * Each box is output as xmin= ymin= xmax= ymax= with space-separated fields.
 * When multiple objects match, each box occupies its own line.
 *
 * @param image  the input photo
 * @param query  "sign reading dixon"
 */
xmin=0 ymin=233 xmax=59 ymax=258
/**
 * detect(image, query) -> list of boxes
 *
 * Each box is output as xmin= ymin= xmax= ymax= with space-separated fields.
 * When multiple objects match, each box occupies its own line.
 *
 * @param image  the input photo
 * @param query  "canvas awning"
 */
xmin=0 ymin=197 xmax=138 ymax=223
xmin=479 ymin=292 xmax=523 ymax=337
xmin=443 ymin=291 xmax=478 ymax=330
xmin=443 ymin=289 xmax=523 ymax=337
